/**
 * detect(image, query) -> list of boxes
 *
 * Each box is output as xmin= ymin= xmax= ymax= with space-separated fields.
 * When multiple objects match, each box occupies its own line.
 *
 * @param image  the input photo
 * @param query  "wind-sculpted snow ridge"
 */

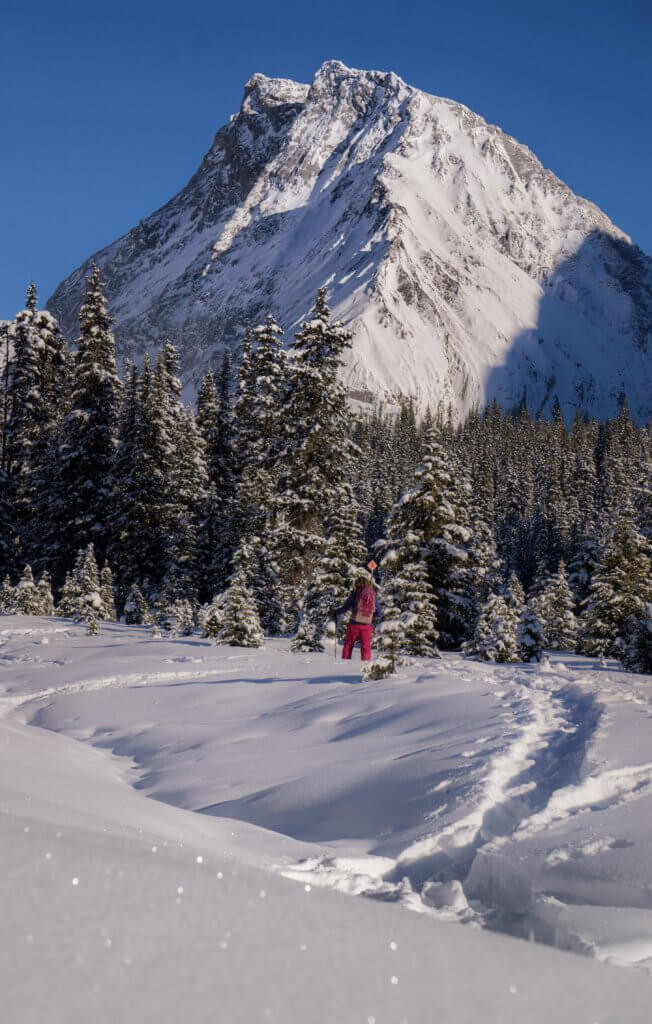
xmin=48 ymin=61 xmax=652 ymax=421
xmin=3 ymin=615 xmax=652 ymax=1021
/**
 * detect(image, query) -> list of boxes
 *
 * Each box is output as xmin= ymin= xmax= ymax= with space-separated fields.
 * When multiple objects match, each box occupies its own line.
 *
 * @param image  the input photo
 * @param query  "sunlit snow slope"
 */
xmin=49 ymin=61 xmax=652 ymax=420
xmin=4 ymin=617 xmax=652 ymax=1022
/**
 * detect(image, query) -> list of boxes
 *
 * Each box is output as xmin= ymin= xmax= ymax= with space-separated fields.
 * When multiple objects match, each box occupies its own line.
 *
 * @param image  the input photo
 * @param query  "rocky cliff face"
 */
xmin=48 ymin=60 xmax=652 ymax=420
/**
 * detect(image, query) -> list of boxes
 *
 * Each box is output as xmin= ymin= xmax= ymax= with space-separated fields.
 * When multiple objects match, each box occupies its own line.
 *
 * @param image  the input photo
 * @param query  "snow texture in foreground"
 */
xmin=2 ymin=615 xmax=652 ymax=1022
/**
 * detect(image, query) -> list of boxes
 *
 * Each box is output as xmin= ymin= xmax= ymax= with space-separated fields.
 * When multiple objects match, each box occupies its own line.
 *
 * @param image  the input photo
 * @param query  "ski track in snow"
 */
xmin=281 ymin=666 xmax=652 ymax=960
xmin=3 ymin=617 xmax=652 ymax=969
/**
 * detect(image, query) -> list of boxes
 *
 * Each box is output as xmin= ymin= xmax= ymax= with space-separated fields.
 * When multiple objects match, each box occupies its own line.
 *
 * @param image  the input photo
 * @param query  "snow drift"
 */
xmin=3 ymin=616 xmax=652 ymax=1021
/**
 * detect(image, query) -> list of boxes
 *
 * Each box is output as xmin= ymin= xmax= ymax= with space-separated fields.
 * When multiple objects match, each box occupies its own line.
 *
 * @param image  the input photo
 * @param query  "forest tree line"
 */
xmin=0 ymin=267 xmax=650 ymax=671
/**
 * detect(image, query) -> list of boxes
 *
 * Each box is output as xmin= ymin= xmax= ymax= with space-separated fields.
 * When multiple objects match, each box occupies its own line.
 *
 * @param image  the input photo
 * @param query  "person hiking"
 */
xmin=331 ymin=575 xmax=382 ymax=661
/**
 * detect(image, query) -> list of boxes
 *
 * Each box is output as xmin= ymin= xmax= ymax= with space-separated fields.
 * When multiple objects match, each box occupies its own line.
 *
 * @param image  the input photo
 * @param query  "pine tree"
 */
xmin=198 ymin=352 xmax=238 ymax=597
xmin=108 ymin=361 xmax=146 ymax=602
xmin=123 ymin=584 xmax=154 ymax=626
xmin=538 ymin=560 xmax=578 ymax=651
xmin=19 ymin=305 xmax=68 ymax=573
xmin=164 ymin=405 xmax=209 ymax=599
xmin=0 ymin=575 xmax=14 ymax=613
xmin=162 ymin=598 xmax=195 ymax=636
xmin=568 ymin=534 xmax=601 ymax=609
xmin=56 ymin=572 xmax=78 ymax=618
xmin=517 ymin=602 xmax=546 ymax=662
xmin=201 ymin=593 xmax=226 ymax=639
xmin=292 ymin=482 xmax=367 ymax=652
xmin=622 ymin=606 xmax=652 ymax=674
xmin=464 ymin=593 xmax=518 ymax=662
xmin=36 ymin=571 xmax=55 ymax=616
xmin=272 ymin=291 xmax=354 ymax=629
xmin=100 ymin=565 xmax=117 ymax=621
xmin=393 ymin=551 xmax=440 ymax=658
xmin=14 ymin=565 xmax=41 ymax=614
xmin=249 ymin=315 xmax=287 ymax=467
xmin=379 ymin=425 xmax=473 ymax=649
xmin=213 ymin=566 xmax=264 ymax=648
xmin=73 ymin=544 xmax=105 ymax=626
xmin=55 ymin=266 xmax=121 ymax=575
xmin=580 ymin=509 xmax=652 ymax=657
xmin=504 ymin=572 xmax=525 ymax=616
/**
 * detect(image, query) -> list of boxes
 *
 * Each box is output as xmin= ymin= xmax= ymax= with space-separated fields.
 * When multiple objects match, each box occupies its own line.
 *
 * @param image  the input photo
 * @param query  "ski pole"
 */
xmin=333 ymin=614 xmax=338 ymax=660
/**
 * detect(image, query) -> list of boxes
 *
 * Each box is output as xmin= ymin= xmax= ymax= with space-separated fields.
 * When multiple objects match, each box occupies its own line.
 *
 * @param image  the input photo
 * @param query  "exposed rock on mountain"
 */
xmin=48 ymin=61 xmax=652 ymax=420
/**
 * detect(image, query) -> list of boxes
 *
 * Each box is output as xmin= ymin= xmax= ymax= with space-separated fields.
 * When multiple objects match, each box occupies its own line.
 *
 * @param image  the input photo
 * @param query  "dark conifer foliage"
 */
xmin=1 ymin=279 xmax=650 ymax=672
xmin=54 ymin=266 xmax=121 ymax=578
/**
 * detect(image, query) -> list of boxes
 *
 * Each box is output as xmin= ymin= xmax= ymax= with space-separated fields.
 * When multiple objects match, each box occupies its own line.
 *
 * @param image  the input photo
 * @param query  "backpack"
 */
xmin=354 ymin=585 xmax=376 ymax=624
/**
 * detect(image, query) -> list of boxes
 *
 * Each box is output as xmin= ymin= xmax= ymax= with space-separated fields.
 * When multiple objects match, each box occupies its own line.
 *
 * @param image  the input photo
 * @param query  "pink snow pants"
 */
xmin=342 ymin=623 xmax=372 ymax=661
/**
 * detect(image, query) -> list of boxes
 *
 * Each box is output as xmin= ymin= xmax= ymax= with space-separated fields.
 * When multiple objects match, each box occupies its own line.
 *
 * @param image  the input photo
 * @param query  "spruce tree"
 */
xmin=214 ymin=566 xmax=264 ymax=648
xmin=14 ymin=565 xmax=41 ymax=614
xmin=56 ymin=572 xmax=78 ymax=619
xmin=292 ymin=482 xmax=367 ymax=652
xmin=100 ymin=565 xmax=117 ymax=621
xmin=379 ymin=425 xmax=473 ymax=649
xmin=464 ymin=593 xmax=518 ymax=663
xmin=55 ymin=266 xmax=121 ymax=574
xmin=517 ymin=602 xmax=547 ymax=662
xmin=539 ymin=560 xmax=578 ymax=651
xmin=622 ymin=606 xmax=652 ymax=674
xmin=0 ymin=575 xmax=14 ymax=613
xmin=123 ymin=584 xmax=154 ymax=626
xmin=164 ymin=405 xmax=209 ymax=599
xmin=73 ymin=544 xmax=105 ymax=626
xmin=201 ymin=593 xmax=225 ymax=639
xmin=393 ymin=550 xmax=440 ymax=658
xmin=272 ymin=291 xmax=354 ymax=629
xmin=36 ymin=571 xmax=55 ymax=616
xmin=580 ymin=508 xmax=652 ymax=657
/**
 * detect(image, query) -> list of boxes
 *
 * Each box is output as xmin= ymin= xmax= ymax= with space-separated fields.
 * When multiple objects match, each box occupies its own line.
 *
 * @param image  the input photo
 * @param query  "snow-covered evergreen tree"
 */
xmin=56 ymin=571 xmax=78 ymax=619
xmin=517 ymin=602 xmax=546 ymax=662
xmin=160 ymin=598 xmax=195 ymax=636
xmin=272 ymin=291 xmax=354 ymax=630
xmin=55 ymin=266 xmax=121 ymax=575
xmin=14 ymin=565 xmax=41 ymax=614
xmin=212 ymin=566 xmax=264 ymax=648
xmin=393 ymin=551 xmax=440 ymax=658
xmin=0 ymin=575 xmax=14 ymax=613
xmin=464 ymin=593 xmax=518 ymax=662
xmin=164 ymin=404 xmax=209 ymax=600
xmin=580 ymin=507 xmax=652 ymax=657
xmin=196 ymin=365 xmax=237 ymax=598
xmin=504 ymin=572 xmax=525 ymax=616
xmin=36 ymin=571 xmax=55 ymax=616
xmin=71 ymin=544 xmax=106 ymax=627
xmin=4 ymin=287 xmax=68 ymax=574
xmin=379 ymin=425 xmax=473 ymax=649
xmin=123 ymin=583 xmax=154 ymax=626
xmin=622 ymin=605 xmax=652 ymax=675
xmin=100 ymin=565 xmax=117 ymax=621
xmin=292 ymin=482 xmax=367 ymax=652
xmin=201 ymin=593 xmax=225 ymax=639
xmin=538 ymin=560 xmax=578 ymax=651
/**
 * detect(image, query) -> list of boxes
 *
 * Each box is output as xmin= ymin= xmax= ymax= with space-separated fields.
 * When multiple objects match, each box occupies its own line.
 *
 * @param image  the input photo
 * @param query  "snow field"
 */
xmin=2 ymin=615 xmax=652 ymax=1021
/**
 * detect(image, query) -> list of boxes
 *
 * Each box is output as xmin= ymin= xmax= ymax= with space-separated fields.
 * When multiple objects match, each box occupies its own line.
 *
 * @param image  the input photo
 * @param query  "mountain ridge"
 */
xmin=48 ymin=60 xmax=652 ymax=420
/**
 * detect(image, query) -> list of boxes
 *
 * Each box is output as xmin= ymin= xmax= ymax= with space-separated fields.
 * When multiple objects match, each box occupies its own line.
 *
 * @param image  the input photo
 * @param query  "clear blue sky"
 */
xmin=1 ymin=0 xmax=650 ymax=318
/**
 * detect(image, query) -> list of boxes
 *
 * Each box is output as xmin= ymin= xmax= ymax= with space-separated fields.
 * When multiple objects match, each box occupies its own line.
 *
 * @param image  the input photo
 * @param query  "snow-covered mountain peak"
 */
xmin=241 ymin=72 xmax=309 ymax=114
xmin=48 ymin=62 xmax=652 ymax=421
